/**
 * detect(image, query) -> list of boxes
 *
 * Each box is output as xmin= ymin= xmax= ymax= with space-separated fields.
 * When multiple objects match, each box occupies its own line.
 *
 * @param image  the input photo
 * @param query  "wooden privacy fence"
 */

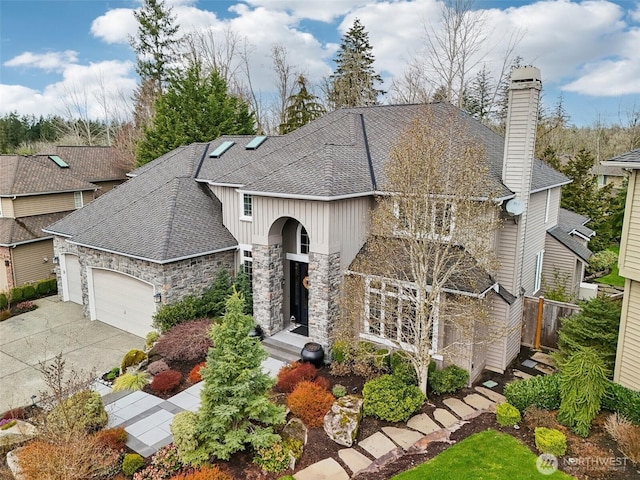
xmin=521 ymin=296 xmax=581 ymax=350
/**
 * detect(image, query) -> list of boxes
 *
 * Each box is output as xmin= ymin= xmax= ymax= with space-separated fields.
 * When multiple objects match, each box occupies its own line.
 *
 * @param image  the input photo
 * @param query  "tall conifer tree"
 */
xmin=279 ymin=75 xmax=326 ymax=134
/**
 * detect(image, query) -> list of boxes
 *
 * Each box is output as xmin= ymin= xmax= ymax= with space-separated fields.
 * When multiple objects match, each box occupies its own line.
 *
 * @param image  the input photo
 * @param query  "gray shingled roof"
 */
xmin=197 ymin=103 xmax=568 ymax=199
xmin=48 ymin=146 xmax=129 ymax=183
xmin=547 ymin=208 xmax=593 ymax=262
xmin=45 ymin=144 xmax=237 ymax=263
xmin=0 ymin=212 xmax=70 ymax=246
xmin=558 ymin=208 xmax=595 ymax=239
xmin=0 ymin=155 xmax=97 ymax=196
xmin=603 ymin=149 xmax=640 ymax=166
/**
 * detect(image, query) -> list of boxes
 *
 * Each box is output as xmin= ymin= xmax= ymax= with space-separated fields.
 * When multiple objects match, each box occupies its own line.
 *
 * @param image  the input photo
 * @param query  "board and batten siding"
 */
xmin=13 ymin=192 xmax=80 ymax=217
xmin=209 ymin=186 xmax=253 ymax=245
xmin=614 ymin=278 xmax=640 ymax=391
xmin=11 ymin=239 xmax=55 ymax=286
xmin=521 ymin=191 xmax=548 ymax=295
xmin=330 ymin=197 xmax=373 ymax=269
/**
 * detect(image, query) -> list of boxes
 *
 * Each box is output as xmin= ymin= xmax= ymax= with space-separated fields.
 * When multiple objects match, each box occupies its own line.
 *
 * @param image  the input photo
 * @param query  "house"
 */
xmin=45 ymin=67 xmax=583 ymax=381
xmin=594 ymin=159 xmax=626 ymax=192
xmin=542 ymin=207 xmax=594 ymax=299
xmin=601 ymin=149 xmax=640 ymax=392
xmin=0 ymin=147 xmax=127 ymax=292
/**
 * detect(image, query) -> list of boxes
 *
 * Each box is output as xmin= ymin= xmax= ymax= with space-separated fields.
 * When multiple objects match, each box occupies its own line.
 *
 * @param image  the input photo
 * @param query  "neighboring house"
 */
xmin=594 ymin=159 xmax=626 ymax=192
xmin=602 ymin=149 xmax=640 ymax=392
xmin=45 ymin=67 xmax=578 ymax=381
xmin=0 ymin=147 xmax=127 ymax=292
xmin=542 ymin=208 xmax=594 ymax=299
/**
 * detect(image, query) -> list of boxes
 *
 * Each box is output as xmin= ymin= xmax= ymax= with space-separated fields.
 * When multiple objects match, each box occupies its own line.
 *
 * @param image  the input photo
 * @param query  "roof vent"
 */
xmin=209 ymin=141 xmax=235 ymax=158
xmin=245 ymin=136 xmax=267 ymax=150
xmin=49 ymin=155 xmax=69 ymax=168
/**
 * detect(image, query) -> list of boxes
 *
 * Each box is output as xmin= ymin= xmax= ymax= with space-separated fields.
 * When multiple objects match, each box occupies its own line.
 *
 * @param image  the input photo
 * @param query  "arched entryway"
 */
xmin=284 ymin=220 xmax=310 ymax=335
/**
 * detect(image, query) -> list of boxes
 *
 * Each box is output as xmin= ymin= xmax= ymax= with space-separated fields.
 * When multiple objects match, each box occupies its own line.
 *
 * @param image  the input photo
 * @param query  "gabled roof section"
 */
xmin=602 ymin=149 xmax=640 ymax=169
xmin=45 ymin=144 xmax=237 ymax=263
xmin=47 ymin=146 xmax=129 ymax=183
xmin=530 ymin=160 xmax=571 ymax=193
xmin=196 ymin=103 xmax=566 ymax=200
xmin=547 ymin=226 xmax=592 ymax=262
xmin=0 ymin=155 xmax=97 ymax=196
xmin=557 ymin=208 xmax=595 ymax=239
xmin=0 ymin=212 xmax=70 ymax=246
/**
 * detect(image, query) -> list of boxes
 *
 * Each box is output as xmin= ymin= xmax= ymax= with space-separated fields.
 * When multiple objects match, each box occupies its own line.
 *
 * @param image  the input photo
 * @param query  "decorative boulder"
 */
xmin=323 ymin=395 xmax=363 ymax=447
xmin=0 ymin=420 xmax=37 ymax=450
xmin=282 ymin=417 xmax=308 ymax=446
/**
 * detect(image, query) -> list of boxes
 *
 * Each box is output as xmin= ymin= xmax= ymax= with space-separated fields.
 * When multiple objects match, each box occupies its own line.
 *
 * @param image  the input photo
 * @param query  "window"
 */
xmin=298 ymin=224 xmax=309 ymax=255
xmin=74 ymin=191 xmax=83 ymax=209
xmin=240 ymin=245 xmax=253 ymax=281
xmin=544 ymin=189 xmax=551 ymax=223
xmin=534 ymin=251 xmax=544 ymax=293
xmin=241 ymin=193 xmax=252 ymax=220
xmin=363 ymin=277 xmax=437 ymax=351
xmin=394 ymin=198 xmax=455 ymax=240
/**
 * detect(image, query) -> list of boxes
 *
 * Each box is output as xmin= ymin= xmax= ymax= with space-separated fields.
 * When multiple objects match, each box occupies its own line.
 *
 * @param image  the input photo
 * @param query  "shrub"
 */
xmin=287 ymin=381 xmax=335 ymax=428
xmin=588 ymin=249 xmax=618 ymax=273
xmin=145 ymin=330 xmax=160 ymax=349
xmin=172 ymin=465 xmax=233 ymax=480
xmin=523 ymin=406 xmax=562 ymax=432
xmin=47 ymin=277 xmax=58 ymax=293
xmin=123 ymin=453 xmax=145 ymax=476
xmin=331 ymin=340 xmax=351 ymax=364
xmin=496 ymin=402 xmax=521 ymax=427
xmin=105 ymin=366 xmax=120 ymax=381
xmin=35 ymin=280 xmax=50 ymax=295
xmin=253 ymin=437 xmax=303 ymax=473
xmin=314 ymin=376 xmax=331 ymax=391
xmin=153 ymin=319 xmax=212 ymax=362
xmin=363 ymin=375 xmax=425 ymax=422
xmin=557 ymin=348 xmax=608 ymax=437
xmin=390 ymin=351 xmax=418 ymax=386
xmin=604 ymin=413 xmax=640 ymax=464
xmin=121 ymin=349 xmax=148 ymax=373
xmin=171 ymin=410 xmax=207 ymax=466
xmin=148 ymin=359 xmax=170 ymax=376
xmin=22 ymin=284 xmax=36 ymax=300
xmin=276 ymin=361 xmax=318 ymax=393
xmin=10 ymin=287 xmax=23 ymax=303
xmin=47 ymin=390 xmax=108 ymax=433
xmin=15 ymin=301 xmax=35 ymax=312
xmin=535 ymin=427 xmax=567 ymax=457
xmin=0 ymin=293 xmax=7 ymax=309
xmin=429 ymin=364 xmax=469 ymax=394
xmin=503 ymin=374 xmax=561 ymax=412
xmin=188 ymin=362 xmax=207 ymax=383
xmin=153 ymin=295 xmax=206 ymax=333
xmin=93 ymin=426 xmax=128 ymax=450
xmin=601 ymin=380 xmax=640 ymax=424
xmin=112 ymin=371 xmax=151 ymax=392
xmin=1 ymin=407 xmax=27 ymax=420
xmin=151 ymin=370 xmax=182 ymax=394
xmin=332 ymin=384 xmax=347 ymax=398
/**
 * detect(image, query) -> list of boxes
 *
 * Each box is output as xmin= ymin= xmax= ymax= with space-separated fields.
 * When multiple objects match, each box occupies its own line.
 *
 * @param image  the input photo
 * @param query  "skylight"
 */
xmin=209 ymin=141 xmax=235 ymax=158
xmin=49 ymin=155 xmax=69 ymax=168
xmin=245 ymin=136 xmax=267 ymax=150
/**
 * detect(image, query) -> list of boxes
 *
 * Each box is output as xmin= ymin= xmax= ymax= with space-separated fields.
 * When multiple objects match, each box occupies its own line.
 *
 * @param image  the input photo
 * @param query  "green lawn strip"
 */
xmin=392 ymin=429 xmax=575 ymax=480
xmin=594 ymin=261 xmax=625 ymax=288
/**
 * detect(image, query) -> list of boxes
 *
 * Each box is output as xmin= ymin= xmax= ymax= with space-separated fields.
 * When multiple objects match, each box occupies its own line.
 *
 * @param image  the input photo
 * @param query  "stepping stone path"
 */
xmin=294 ymin=387 xmax=504 ymax=480
xmin=531 ymin=351 xmax=556 ymax=367
xmin=443 ymin=397 xmax=476 ymax=418
xmin=513 ymin=369 xmax=534 ymax=379
xmin=382 ymin=426 xmax=424 ymax=450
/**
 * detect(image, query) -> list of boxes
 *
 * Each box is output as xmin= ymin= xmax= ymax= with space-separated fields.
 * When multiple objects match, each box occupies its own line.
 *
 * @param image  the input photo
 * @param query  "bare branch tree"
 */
xmin=269 ymin=43 xmax=299 ymax=132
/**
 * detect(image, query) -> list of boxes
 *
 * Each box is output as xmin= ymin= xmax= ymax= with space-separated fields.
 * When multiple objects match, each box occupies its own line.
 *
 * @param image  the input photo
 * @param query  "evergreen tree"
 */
xmin=129 ymin=0 xmax=180 ymax=96
xmin=554 ymin=297 xmax=621 ymax=376
xmin=195 ymin=291 xmax=285 ymax=460
xmin=464 ymin=65 xmax=494 ymax=123
xmin=327 ymin=18 xmax=385 ymax=109
xmin=278 ymin=75 xmax=326 ymax=134
xmin=135 ymin=64 xmax=255 ymax=166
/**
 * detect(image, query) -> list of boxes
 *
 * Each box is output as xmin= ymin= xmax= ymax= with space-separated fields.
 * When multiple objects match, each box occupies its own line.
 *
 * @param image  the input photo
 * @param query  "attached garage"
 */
xmin=61 ymin=254 xmax=82 ymax=304
xmin=89 ymin=268 xmax=156 ymax=338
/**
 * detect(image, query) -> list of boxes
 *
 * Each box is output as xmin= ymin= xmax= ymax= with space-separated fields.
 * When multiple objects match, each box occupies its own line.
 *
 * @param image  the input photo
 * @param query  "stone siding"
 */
xmin=253 ymin=243 xmax=284 ymax=335
xmin=0 ymin=247 xmax=14 ymax=290
xmin=308 ymin=252 xmax=341 ymax=348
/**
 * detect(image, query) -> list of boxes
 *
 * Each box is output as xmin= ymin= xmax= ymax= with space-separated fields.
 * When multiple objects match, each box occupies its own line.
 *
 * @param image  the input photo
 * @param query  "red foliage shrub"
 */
xmin=1 ymin=407 xmax=27 ymax=420
xmin=151 ymin=370 xmax=183 ymax=394
xmin=93 ymin=426 xmax=127 ymax=450
xmin=287 ymin=381 xmax=335 ymax=428
xmin=314 ymin=376 xmax=331 ymax=391
xmin=276 ymin=361 xmax=318 ymax=393
xmin=153 ymin=319 xmax=213 ymax=361
xmin=171 ymin=465 xmax=233 ymax=480
xmin=188 ymin=362 xmax=207 ymax=384
xmin=148 ymin=359 xmax=170 ymax=376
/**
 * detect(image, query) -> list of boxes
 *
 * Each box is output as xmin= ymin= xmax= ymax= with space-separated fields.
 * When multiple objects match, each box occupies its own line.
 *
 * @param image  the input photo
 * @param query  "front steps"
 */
xmin=261 ymin=330 xmax=309 ymax=364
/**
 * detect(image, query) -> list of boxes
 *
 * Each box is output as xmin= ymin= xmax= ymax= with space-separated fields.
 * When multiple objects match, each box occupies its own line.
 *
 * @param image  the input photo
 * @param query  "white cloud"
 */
xmin=241 ymin=0 xmax=368 ymax=22
xmin=91 ymin=8 xmax=138 ymax=44
xmin=4 ymin=50 xmax=79 ymax=72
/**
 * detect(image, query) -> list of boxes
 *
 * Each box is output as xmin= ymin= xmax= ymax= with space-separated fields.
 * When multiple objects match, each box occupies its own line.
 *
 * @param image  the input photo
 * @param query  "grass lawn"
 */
xmin=594 ymin=247 xmax=625 ymax=288
xmin=392 ymin=429 xmax=575 ymax=480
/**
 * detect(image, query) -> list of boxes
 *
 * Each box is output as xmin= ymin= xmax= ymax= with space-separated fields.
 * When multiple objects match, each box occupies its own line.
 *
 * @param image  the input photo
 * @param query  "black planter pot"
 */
xmin=301 ymin=342 xmax=325 ymax=368
xmin=249 ymin=324 xmax=264 ymax=341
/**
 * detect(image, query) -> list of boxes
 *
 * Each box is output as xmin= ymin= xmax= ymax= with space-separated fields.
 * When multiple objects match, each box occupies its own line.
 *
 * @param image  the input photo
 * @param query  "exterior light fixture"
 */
xmin=53 ymin=256 xmax=59 ymax=264
xmin=154 ymin=292 xmax=162 ymax=304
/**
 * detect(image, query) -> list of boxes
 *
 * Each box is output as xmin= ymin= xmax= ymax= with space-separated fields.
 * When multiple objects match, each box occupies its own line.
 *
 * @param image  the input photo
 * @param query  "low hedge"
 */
xmin=5 ymin=278 xmax=57 ymax=306
xmin=363 ymin=374 xmax=425 ymax=422
xmin=601 ymin=381 xmax=640 ymax=425
xmin=429 ymin=364 xmax=469 ymax=395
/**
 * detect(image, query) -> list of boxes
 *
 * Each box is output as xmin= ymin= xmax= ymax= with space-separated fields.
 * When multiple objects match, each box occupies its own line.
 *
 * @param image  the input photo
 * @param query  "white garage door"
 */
xmin=62 ymin=254 xmax=82 ymax=304
xmin=91 ymin=269 xmax=155 ymax=338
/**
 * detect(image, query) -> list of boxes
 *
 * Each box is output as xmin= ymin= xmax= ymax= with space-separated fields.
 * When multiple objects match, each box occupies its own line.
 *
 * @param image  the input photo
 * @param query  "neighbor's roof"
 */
xmin=47 ymin=146 xmax=129 ymax=183
xmin=0 ymin=155 xmax=98 ymax=196
xmin=44 ymin=144 xmax=237 ymax=264
xmin=546 ymin=208 xmax=594 ymax=262
xmin=0 ymin=212 xmax=70 ymax=246
xmin=602 ymin=149 xmax=640 ymax=169
xmin=196 ymin=103 xmax=568 ymax=200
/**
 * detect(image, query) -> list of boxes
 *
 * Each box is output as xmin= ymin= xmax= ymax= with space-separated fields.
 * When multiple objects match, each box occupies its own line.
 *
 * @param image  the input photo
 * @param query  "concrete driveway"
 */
xmin=0 ymin=296 xmax=144 ymax=413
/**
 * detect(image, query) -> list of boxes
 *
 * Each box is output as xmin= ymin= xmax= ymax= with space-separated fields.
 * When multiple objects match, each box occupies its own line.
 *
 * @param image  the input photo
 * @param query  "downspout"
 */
xmin=360 ymin=114 xmax=377 ymax=191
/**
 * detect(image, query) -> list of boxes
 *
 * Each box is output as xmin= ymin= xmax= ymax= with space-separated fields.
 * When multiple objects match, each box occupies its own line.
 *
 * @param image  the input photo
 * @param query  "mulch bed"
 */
xmin=123 ymin=347 xmax=639 ymax=480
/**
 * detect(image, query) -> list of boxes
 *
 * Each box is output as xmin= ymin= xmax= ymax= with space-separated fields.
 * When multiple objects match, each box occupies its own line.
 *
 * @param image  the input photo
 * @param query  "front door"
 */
xmin=290 ymin=261 xmax=309 ymax=333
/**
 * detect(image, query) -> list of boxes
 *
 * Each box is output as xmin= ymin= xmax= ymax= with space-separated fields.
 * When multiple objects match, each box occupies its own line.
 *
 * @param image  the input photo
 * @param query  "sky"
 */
xmin=0 ymin=0 xmax=639 ymax=127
